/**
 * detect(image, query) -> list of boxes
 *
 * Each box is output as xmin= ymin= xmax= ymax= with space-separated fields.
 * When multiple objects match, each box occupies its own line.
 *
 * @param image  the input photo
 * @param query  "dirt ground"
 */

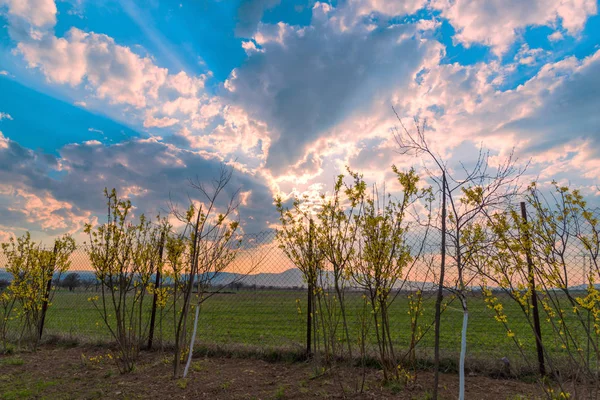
xmin=0 ymin=344 xmax=549 ymax=399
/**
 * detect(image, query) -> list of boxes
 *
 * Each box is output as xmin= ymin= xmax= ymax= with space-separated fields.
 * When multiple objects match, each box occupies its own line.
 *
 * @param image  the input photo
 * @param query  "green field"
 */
xmin=32 ymin=288 xmax=591 ymax=371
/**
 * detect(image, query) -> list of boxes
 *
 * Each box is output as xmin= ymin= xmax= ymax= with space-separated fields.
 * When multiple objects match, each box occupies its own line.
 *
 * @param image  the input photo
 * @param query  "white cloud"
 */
xmin=0 ymin=112 xmax=13 ymax=121
xmin=14 ymin=22 xmax=216 ymax=140
xmin=548 ymin=31 xmax=564 ymax=42
xmin=170 ymin=104 xmax=271 ymax=167
xmin=341 ymin=0 xmax=427 ymax=21
xmin=18 ymin=28 xmax=169 ymax=107
xmin=503 ymin=51 xmax=600 ymax=172
xmin=433 ymin=0 xmax=597 ymax=55
xmin=0 ymin=0 xmax=57 ymax=28
xmin=164 ymin=71 xmax=207 ymax=97
xmin=143 ymin=114 xmax=179 ymax=128
xmin=241 ymin=40 xmax=262 ymax=55
xmin=161 ymin=96 xmax=201 ymax=116
xmin=515 ymin=44 xmax=549 ymax=65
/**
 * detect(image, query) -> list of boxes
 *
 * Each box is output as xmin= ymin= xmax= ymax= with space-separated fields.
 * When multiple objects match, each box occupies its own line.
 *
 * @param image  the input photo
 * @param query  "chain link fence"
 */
xmin=0 ymin=207 xmax=598 ymax=375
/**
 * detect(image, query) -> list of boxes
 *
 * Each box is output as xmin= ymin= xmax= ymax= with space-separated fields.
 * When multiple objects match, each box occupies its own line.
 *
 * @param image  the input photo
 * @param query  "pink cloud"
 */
xmin=433 ymin=0 xmax=597 ymax=55
xmin=0 ymin=0 xmax=57 ymax=28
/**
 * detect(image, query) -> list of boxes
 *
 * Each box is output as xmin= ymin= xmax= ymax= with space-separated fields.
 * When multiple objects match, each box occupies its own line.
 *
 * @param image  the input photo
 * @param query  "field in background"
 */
xmin=36 ymin=287 xmax=584 ymax=373
xmin=1 ymin=224 xmax=595 ymax=378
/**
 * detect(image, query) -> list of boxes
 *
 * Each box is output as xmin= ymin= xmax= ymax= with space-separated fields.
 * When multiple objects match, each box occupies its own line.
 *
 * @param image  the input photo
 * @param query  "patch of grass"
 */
xmin=33 ymin=380 xmax=58 ymax=391
xmin=384 ymin=380 xmax=404 ymax=395
xmin=298 ymin=386 xmax=309 ymax=394
xmin=1 ymin=344 xmax=15 ymax=355
xmin=274 ymin=384 xmax=287 ymax=399
xmin=1 ymin=387 xmax=32 ymax=399
xmin=0 ymin=356 xmax=24 ymax=366
xmin=220 ymin=380 xmax=232 ymax=390
xmin=0 ymin=376 xmax=58 ymax=400
xmin=176 ymin=378 xmax=187 ymax=389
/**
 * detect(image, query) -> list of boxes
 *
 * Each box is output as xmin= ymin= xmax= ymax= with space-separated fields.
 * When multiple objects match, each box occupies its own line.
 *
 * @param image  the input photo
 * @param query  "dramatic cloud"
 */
xmin=0 ymin=132 xmax=92 ymax=235
xmin=226 ymin=3 xmax=442 ymax=174
xmin=8 ymin=5 xmax=213 ymax=133
xmin=503 ymin=50 xmax=600 ymax=177
xmin=433 ymin=0 xmax=598 ymax=55
xmin=380 ymin=48 xmax=600 ymax=186
xmin=0 ymin=133 xmax=278 ymax=237
xmin=338 ymin=0 xmax=428 ymax=25
xmin=1 ymin=0 xmax=599 ymax=241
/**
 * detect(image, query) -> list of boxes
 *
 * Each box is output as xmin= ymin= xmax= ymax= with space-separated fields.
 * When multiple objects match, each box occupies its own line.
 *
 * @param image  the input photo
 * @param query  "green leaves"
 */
xmin=84 ymin=188 xmax=169 ymax=373
xmin=276 ymin=165 xmax=431 ymax=381
xmin=1 ymin=232 xmax=76 ymax=347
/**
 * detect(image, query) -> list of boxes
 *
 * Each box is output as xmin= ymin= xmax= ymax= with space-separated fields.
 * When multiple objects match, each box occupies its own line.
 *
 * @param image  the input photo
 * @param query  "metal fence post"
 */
xmin=520 ymin=201 xmax=546 ymax=376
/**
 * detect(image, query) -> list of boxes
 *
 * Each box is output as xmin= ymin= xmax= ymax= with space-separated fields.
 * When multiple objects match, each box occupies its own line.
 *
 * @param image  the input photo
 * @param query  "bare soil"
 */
xmin=0 ymin=344 xmax=548 ymax=399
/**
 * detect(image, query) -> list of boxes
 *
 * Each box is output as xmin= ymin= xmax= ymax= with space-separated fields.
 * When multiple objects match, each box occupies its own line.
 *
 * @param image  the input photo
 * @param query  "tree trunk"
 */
xmin=459 ymin=294 xmax=468 ymax=400
xmin=433 ymin=172 xmax=447 ymax=400
xmin=147 ymin=233 xmax=165 ymax=350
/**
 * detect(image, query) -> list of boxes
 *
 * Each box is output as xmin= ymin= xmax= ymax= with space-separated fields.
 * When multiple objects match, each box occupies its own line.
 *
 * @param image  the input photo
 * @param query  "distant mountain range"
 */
xmin=1 ymin=268 xmax=597 ymax=292
xmin=0 ymin=268 xmax=436 ymax=291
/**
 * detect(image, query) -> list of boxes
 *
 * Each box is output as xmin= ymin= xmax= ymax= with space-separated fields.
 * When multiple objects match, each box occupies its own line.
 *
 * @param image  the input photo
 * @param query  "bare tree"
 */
xmin=171 ymin=164 xmax=254 ymax=379
xmin=392 ymin=113 xmax=525 ymax=399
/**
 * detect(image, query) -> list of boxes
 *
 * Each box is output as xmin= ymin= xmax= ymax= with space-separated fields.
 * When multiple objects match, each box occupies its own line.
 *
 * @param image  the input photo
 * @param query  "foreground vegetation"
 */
xmin=0 ymin=343 xmax=551 ymax=400
xmin=11 ymin=288 xmax=586 ymax=373
xmin=0 ymin=149 xmax=598 ymax=398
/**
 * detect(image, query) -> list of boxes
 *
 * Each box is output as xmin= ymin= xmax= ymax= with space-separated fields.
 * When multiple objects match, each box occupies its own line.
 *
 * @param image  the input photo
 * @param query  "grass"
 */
xmin=274 ymin=384 xmax=287 ymax=399
xmin=0 ymin=374 xmax=58 ymax=400
xmin=0 ymin=357 xmax=24 ymax=366
xmin=5 ymin=288 xmax=594 ymax=370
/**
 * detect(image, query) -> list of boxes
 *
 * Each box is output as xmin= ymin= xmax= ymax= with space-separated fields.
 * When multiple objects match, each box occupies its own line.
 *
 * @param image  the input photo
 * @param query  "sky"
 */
xmin=0 ymin=0 xmax=599 ymax=243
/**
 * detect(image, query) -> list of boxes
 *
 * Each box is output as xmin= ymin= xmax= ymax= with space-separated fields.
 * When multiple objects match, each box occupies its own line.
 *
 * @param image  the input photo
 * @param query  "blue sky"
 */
xmin=0 ymin=0 xmax=599 ymax=241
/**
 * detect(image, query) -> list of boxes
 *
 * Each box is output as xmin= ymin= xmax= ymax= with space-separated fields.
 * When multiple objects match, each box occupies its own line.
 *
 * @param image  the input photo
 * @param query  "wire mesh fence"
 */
xmin=1 ymin=202 xmax=598 ymax=377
